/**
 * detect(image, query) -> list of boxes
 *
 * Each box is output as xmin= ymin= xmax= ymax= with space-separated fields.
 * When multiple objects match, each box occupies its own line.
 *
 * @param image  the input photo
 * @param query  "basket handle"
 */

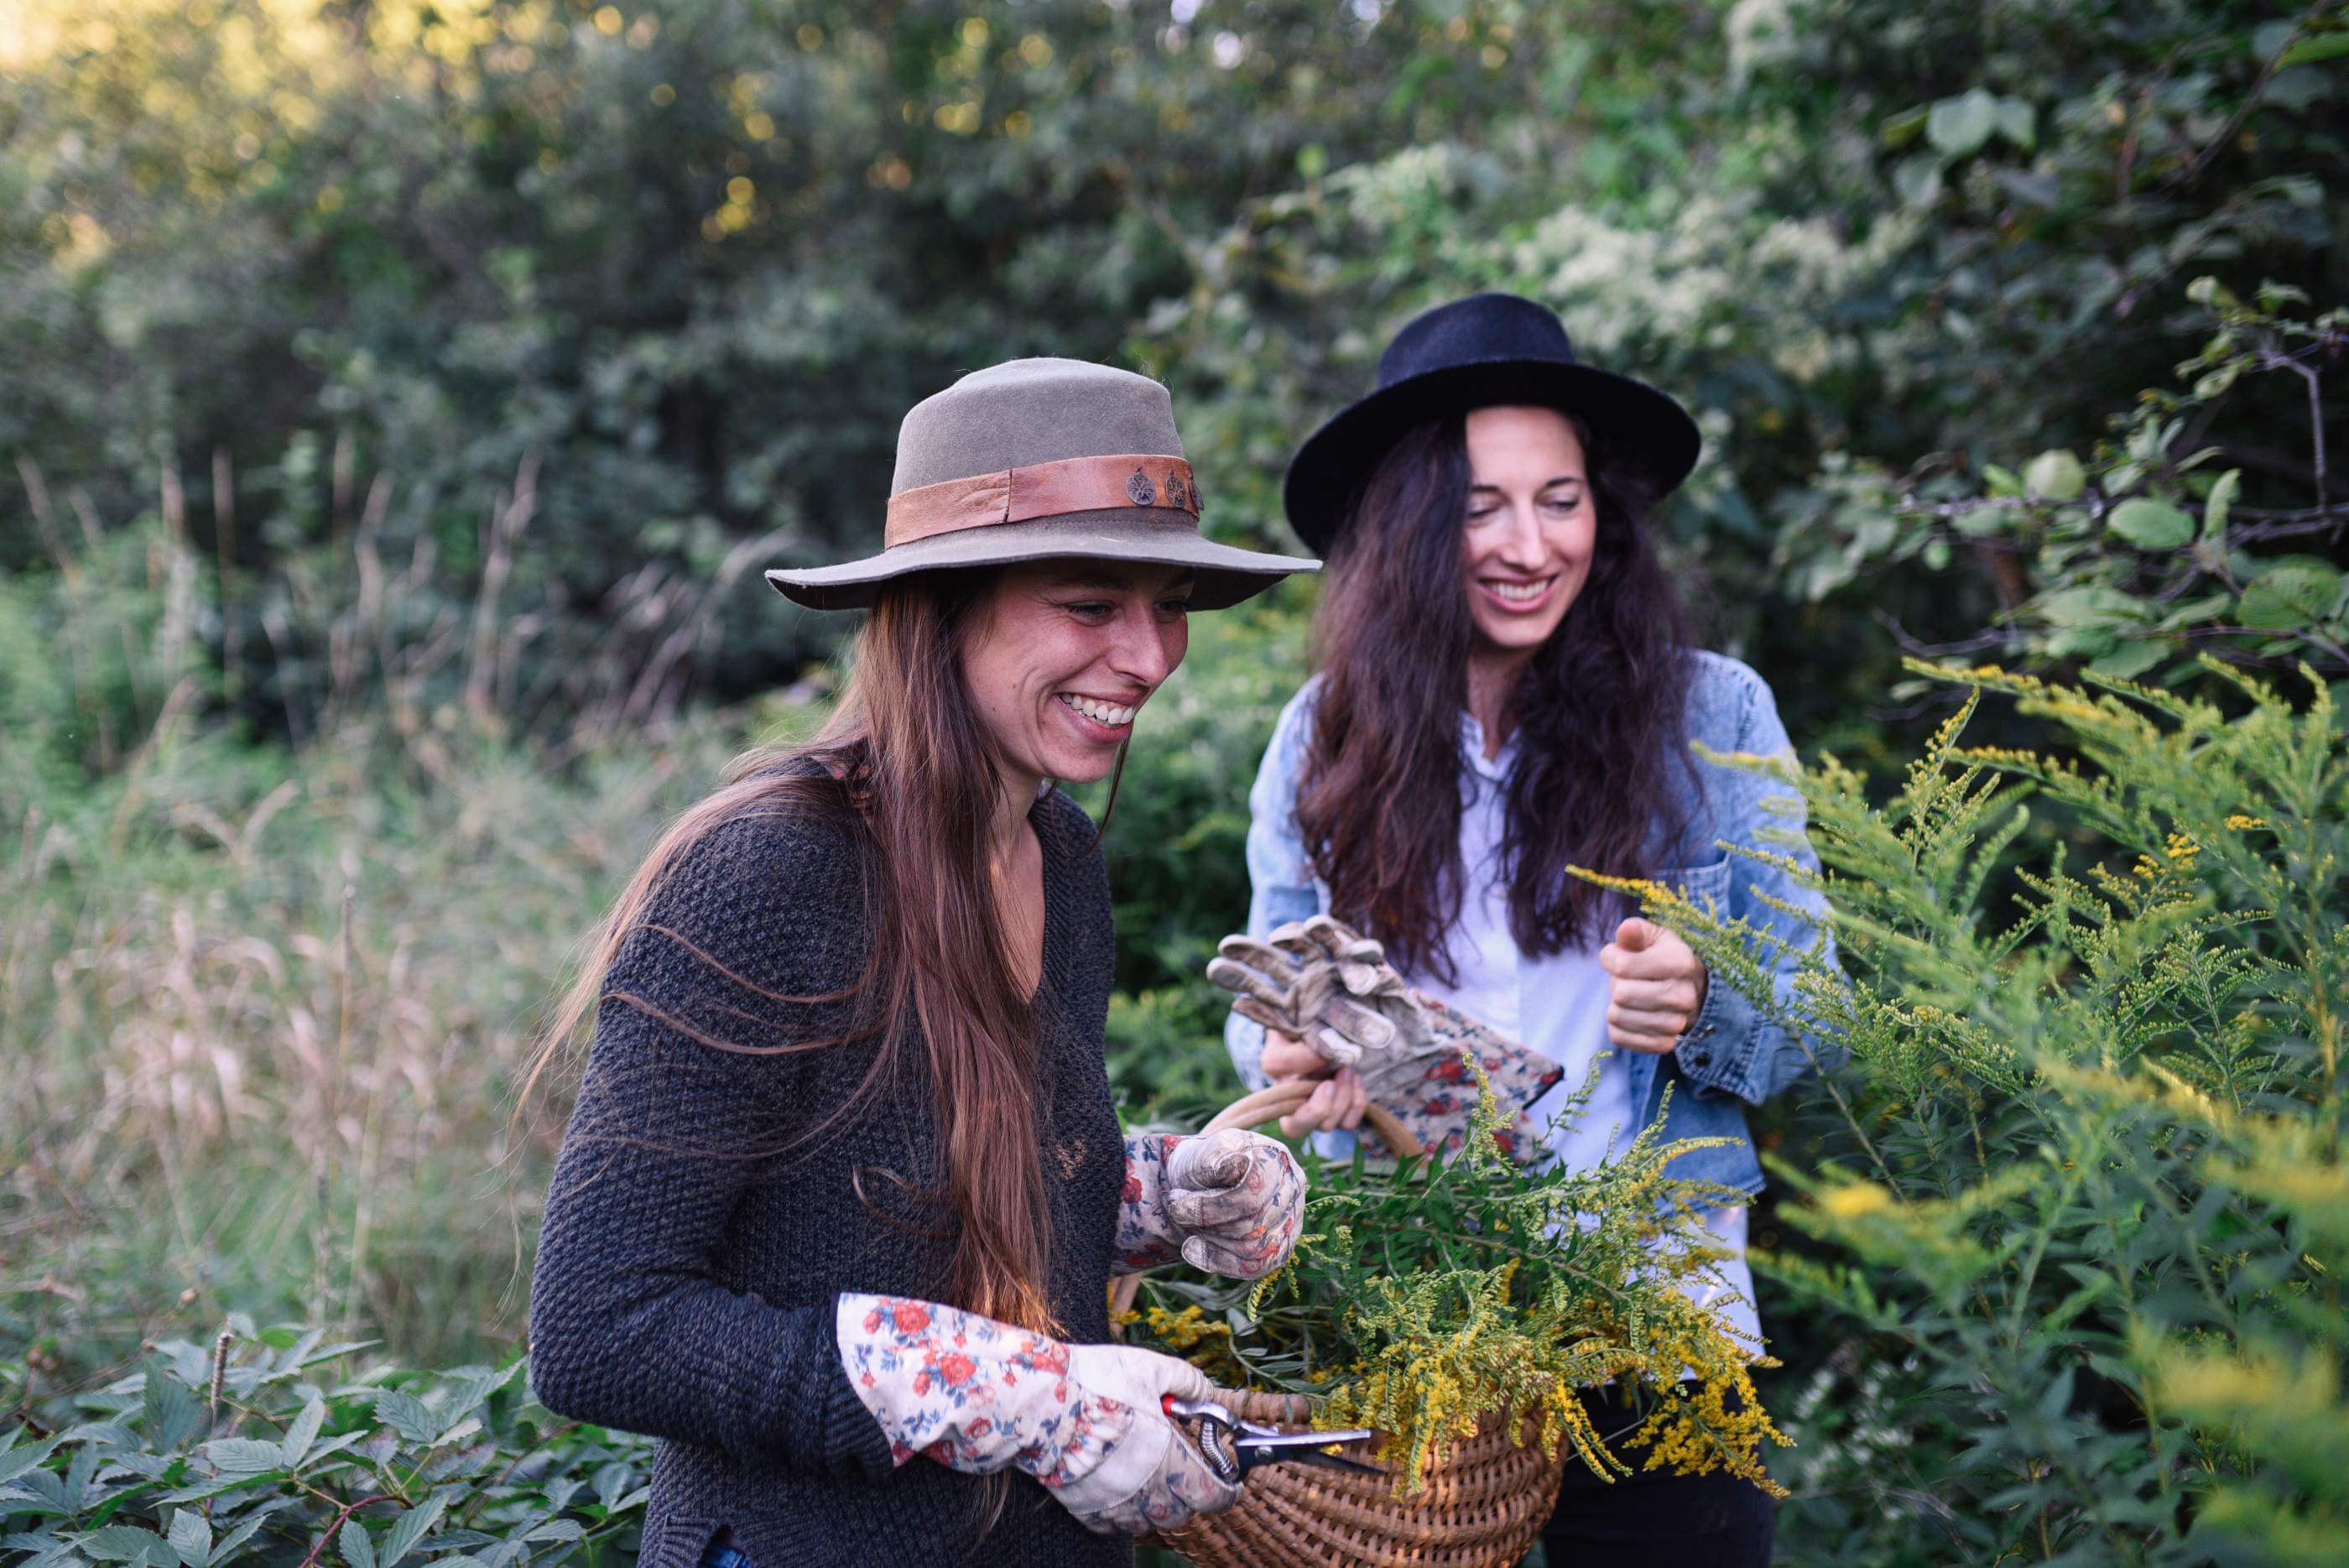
xmin=1110 ymin=1081 xmax=1421 ymax=1326
xmin=1195 ymin=1079 xmax=1423 ymax=1158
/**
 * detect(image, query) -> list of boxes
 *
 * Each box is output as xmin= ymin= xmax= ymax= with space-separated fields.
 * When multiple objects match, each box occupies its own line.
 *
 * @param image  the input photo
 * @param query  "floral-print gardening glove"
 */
xmin=1209 ymin=914 xmax=1565 ymax=1162
xmin=836 ymin=1294 xmax=1241 ymax=1535
xmin=1111 ymin=1130 xmax=1306 ymax=1278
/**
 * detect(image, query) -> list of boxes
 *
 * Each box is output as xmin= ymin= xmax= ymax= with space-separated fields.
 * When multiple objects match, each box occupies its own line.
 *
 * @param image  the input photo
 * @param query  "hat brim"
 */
xmin=1282 ymin=358 xmax=1702 ymax=555
xmin=764 ymin=509 xmax=1319 ymax=612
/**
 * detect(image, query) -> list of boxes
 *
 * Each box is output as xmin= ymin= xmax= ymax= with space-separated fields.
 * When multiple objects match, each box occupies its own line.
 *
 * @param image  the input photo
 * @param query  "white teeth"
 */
xmin=1057 ymin=694 xmax=1137 ymax=727
xmin=1485 ymin=578 xmax=1554 ymax=602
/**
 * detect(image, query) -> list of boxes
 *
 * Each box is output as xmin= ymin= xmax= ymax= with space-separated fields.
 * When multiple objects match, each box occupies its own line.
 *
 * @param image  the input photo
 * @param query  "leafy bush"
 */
xmin=1627 ymin=654 xmax=2349 ymax=1563
xmin=0 ymin=1322 xmax=651 ymax=1567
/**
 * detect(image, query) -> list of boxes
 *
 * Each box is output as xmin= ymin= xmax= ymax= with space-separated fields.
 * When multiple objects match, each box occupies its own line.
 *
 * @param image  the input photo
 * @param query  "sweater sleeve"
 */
xmin=527 ymin=807 xmax=895 ymax=1477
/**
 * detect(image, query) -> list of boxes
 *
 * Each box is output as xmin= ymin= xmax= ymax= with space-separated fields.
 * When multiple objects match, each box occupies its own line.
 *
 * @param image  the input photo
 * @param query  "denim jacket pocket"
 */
xmin=1659 ymin=857 xmax=1733 ymax=914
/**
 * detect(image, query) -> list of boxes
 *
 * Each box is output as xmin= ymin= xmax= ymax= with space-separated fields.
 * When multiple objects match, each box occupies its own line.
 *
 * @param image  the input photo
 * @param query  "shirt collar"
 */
xmin=1458 ymin=710 xmax=1518 ymax=781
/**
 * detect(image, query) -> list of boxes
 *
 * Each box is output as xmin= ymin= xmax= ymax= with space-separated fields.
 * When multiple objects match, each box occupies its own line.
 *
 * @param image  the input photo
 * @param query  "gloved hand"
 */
xmin=1112 ymin=1130 xmax=1305 ymax=1279
xmin=836 ymin=1294 xmax=1241 ymax=1534
xmin=1209 ymin=914 xmax=1564 ymax=1161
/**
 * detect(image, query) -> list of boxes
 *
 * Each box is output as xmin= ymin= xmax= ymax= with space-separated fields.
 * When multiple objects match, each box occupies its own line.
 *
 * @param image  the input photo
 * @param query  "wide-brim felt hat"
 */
xmin=1283 ymin=292 xmax=1702 ymax=555
xmin=767 ymin=357 xmax=1318 ymax=611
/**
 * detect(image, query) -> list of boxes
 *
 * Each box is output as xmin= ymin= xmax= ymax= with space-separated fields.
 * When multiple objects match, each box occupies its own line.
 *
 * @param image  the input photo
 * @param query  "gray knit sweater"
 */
xmin=528 ymin=782 xmax=1129 ymax=1568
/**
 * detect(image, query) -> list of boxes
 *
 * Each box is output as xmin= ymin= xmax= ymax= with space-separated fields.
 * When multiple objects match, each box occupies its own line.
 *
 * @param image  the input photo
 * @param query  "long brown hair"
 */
xmin=1294 ymin=411 xmax=1700 ymax=983
xmin=521 ymin=567 xmax=1060 ymax=1332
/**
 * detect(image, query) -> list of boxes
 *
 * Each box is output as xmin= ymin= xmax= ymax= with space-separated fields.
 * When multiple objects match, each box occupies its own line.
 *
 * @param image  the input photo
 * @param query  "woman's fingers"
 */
xmin=1605 ymin=1000 xmax=1687 ymax=1054
xmin=1260 ymin=1031 xmax=1332 ymax=1082
xmin=1333 ymin=1067 xmax=1368 ymax=1130
xmin=1279 ymin=1071 xmax=1341 ymax=1138
xmin=1278 ymin=1068 xmax=1367 ymax=1137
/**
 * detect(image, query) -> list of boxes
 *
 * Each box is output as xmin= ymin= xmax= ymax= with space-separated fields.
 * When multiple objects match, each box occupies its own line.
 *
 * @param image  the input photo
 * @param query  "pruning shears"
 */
xmin=1161 ymin=1395 xmax=1386 ymax=1485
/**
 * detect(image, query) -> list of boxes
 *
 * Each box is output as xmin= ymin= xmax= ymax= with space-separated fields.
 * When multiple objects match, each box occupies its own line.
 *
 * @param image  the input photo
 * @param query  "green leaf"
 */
xmin=206 ymin=1514 xmax=276 ymax=1565
xmin=2237 ymin=560 xmax=2345 ymax=630
xmin=2087 ymin=642 xmax=2167 ymax=680
xmin=2279 ymin=33 xmax=2349 ymax=65
xmin=2200 ymin=468 xmax=2241 ymax=545
xmin=2024 ymin=450 xmax=2086 ymax=501
xmin=1948 ymin=503 xmax=2009 ymax=538
xmin=1891 ymin=153 xmax=1942 ymax=209
xmin=1878 ymin=105 xmax=1929 ymax=148
xmin=2034 ymin=586 xmax=2146 ymax=628
xmin=197 ymin=1438 xmax=282 ymax=1478
xmin=339 ymin=1519 xmax=378 ymax=1568
xmin=1992 ymin=96 xmax=2035 ymax=149
xmin=140 ymin=1369 xmax=205 ymax=1453
xmin=378 ymin=1496 xmax=446 ymax=1568
xmin=281 ymin=1399 xmax=326 ymax=1470
xmin=164 ymin=1510 xmax=210 ymax=1568
xmin=2107 ymin=497 xmax=2195 ymax=550
xmin=368 ymin=1391 xmax=438 ymax=1446
xmin=1926 ymin=88 xmax=1999 ymax=155
xmin=0 ymin=1432 xmax=65 ymax=1486
xmin=77 ymin=1525 xmax=173 ymax=1564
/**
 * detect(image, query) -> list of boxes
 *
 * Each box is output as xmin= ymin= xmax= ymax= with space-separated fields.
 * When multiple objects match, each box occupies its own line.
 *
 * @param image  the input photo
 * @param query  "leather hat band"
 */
xmin=883 ymin=453 xmax=1202 ymax=550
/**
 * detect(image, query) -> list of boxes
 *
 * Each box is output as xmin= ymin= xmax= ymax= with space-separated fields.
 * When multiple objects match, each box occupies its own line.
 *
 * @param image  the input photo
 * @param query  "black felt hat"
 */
xmin=1282 ymin=292 xmax=1702 ymax=555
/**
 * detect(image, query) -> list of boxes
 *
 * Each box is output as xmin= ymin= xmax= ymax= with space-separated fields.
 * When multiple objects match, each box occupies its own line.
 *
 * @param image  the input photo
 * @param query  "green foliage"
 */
xmin=1613 ymin=649 xmax=2349 ymax=1563
xmin=1779 ymin=279 xmax=2349 ymax=685
xmin=0 ymin=1323 xmax=650 ymax=1566
xmin=1126 ymin=1076 xmax=1786 ymax=1499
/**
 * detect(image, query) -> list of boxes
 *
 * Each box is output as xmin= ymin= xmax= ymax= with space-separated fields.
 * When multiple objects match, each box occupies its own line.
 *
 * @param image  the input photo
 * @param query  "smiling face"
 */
xmin=1459 ymin=404 xmax=1597 ymax=659
xmin=958 ymin=559 xmax=1194 ymax=791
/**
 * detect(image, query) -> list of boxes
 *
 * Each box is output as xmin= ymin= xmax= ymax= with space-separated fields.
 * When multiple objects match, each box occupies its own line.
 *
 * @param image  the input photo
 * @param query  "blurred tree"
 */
xmin=3 ymin=1 xmax=2338 ymax=744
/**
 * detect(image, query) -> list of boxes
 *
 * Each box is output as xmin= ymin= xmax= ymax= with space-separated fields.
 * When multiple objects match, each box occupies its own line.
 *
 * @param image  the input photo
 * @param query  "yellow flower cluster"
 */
xmin=1143 ymin=1302 xmax=1232 ymax=1353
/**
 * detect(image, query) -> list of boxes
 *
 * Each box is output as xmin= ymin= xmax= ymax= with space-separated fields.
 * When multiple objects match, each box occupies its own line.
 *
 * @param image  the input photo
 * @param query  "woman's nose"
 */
xmin=1496 ymin=502 xmax=1548 ymax=565
xmin=1106 ymin=604 xmax=1173 ymax=685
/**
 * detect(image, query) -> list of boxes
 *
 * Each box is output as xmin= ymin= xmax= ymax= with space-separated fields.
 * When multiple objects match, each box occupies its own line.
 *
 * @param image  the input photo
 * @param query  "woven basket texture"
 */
xmin=1145 ymin=1388 xmax=1565 ymax=1568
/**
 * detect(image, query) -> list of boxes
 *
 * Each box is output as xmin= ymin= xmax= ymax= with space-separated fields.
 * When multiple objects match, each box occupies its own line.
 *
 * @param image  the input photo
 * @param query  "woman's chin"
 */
xmin=1039 ymin=745 xmax=1123 ymax=787
xmin=1471 ymin=612 xmax=1568 ymax=654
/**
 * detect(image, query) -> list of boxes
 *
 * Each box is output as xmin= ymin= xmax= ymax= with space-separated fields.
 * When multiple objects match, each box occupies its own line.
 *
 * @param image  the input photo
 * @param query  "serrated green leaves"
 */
xmin=13 ymin=1346 xmax=649 ymax=1568
xmin=377 ymin=1495 xmax=445 ymax=1568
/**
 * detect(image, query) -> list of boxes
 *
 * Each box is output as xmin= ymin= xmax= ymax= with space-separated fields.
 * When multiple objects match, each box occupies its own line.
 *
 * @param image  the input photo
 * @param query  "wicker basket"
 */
xmin=1122 ymin=1082 xmax=1568 ymax=1568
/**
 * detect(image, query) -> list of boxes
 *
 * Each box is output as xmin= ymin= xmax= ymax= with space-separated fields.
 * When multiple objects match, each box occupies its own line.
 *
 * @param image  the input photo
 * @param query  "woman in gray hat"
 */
xmin=1225 ymin=294 xmax=1836 ymax=1564
xmin=525 ymin=359 xmax=1317 ymax=1567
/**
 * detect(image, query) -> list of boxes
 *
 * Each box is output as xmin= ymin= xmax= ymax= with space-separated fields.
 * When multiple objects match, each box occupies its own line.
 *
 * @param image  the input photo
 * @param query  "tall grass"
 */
xmin=2 ymin=455 xmax=816 ymax=1389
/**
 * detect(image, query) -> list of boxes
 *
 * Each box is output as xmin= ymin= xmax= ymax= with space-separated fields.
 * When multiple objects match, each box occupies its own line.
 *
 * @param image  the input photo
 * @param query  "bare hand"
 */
xmin=1597 ymin=918 xmax=1709 ymax=1055
xmin=1258 ymin=1029 xmax=1367 ymax=1138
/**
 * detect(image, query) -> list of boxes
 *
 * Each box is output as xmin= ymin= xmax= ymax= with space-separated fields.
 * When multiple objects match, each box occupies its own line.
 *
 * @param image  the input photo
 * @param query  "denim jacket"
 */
xmin=1224 ymin=650 xmax=1835 ymax=1197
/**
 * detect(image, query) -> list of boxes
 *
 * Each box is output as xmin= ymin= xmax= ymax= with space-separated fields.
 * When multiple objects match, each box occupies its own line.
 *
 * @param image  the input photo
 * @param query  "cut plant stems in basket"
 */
xmin=1120 ymin=1052 xmax=1792 ymax=1498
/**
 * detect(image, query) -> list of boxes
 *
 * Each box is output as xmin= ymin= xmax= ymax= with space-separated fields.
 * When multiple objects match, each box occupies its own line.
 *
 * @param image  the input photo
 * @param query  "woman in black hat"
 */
xmin=1224 ymin=294 xmax=1835 ymax=1564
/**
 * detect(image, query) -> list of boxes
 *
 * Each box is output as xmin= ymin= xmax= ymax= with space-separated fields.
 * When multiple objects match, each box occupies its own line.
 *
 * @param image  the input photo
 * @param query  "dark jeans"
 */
xmin=696 ymin=1541 xmax=752 ymax=1568
xmin=1536 ymin=1387 xmax=1775 ymax=1567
